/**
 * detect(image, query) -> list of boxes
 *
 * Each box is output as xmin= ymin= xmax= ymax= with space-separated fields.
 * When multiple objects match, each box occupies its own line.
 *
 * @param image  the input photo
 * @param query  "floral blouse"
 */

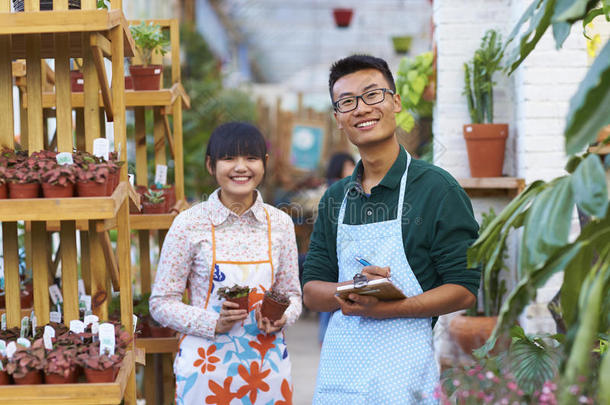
xmin=150 ymin=189 xmax=302 ymax=339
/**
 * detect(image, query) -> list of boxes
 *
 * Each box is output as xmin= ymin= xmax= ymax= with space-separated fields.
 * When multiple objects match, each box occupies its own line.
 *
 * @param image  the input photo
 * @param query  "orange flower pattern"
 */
xmin=249 ymin=333 xmax=276 ymax=361
xmin=236 ymin=361 xmax=271 ymax=403
xmin=248 ymin=285 xmax=267 ymax=312
xmin=274 ymin=379 xmax=293 ymax=405
xmin=206 ymin=376 xmax=236 ymax=405
xmin=193 ymin=345 xmax=220 ymax=374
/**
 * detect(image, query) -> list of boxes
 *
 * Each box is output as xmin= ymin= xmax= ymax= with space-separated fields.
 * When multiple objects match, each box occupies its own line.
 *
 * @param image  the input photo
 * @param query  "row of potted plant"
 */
xmin=0 ymin=149 xmax=124 ymax=199
xmin=0 ymin=321 xmax=131 ymax=385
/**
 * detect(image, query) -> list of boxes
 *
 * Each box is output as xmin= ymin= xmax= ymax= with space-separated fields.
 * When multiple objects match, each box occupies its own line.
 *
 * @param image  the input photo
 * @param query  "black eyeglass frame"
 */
xmin=333 ymin=88 xmax=396 ymax=113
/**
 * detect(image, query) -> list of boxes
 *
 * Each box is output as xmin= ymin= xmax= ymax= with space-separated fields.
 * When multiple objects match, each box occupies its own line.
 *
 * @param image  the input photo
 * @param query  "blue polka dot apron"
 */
xmin=313 ymin=152 xmax=439 ymax=404
xmin=174 ymin=208 xmax=293 ymax=405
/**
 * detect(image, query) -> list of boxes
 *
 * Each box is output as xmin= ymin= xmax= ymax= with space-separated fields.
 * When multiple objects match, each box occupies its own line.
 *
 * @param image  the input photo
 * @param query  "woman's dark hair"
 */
xmin=326 ymin=152 xmax=355 ymax=182
xmin=205 ymin=122 xmax=267 ymax=171
xmin=328 ymin=54 xmax=396 ymax=101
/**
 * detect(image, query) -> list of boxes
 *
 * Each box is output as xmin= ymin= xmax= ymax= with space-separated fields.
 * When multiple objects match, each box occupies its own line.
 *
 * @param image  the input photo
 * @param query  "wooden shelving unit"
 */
xmin=458 ymin=177 xmax=526 ymax=198
xmin=0 ymin=1 xmax=136 ymax=403
xmin=135 ymin=336 xmax=179 ymax=354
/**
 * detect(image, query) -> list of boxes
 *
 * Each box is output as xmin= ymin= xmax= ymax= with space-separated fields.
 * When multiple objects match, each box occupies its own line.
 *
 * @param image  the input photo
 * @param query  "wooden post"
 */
xmin=153 ymin=107 xmax=166 ymax=166
xmin=173 ymin=99 xmax=184 ymax=200
xmin=31 ymin=221 xmax=50 ymax=324
xmin=80 ymin=231 xmax=92 ymax=293
xmin=54 ymin=32 xmax=72 ymax=152
xmin=2 ymin=222 xmax=21 ymax=328
xmin=0 ymin=35 xmax=14 ymax=148
xmin=60 ymin=221 xmax=79 ymax=324
xmin=84 ymin=33 xmax=100 ymax=153
xmin=88 ymin=220 xmax=108 ymax=320
xmin=139 ymin=230 xmax=152 ymax=294
xmin=135 ymin=107 xmax=147 ymax=186
xmin=26 ymin=34 xmax=43 ymax=153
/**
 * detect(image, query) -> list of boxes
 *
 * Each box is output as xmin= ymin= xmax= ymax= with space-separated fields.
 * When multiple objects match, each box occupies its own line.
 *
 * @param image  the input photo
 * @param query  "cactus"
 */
xmin=463 ymin=29 xmax=504 ymax=124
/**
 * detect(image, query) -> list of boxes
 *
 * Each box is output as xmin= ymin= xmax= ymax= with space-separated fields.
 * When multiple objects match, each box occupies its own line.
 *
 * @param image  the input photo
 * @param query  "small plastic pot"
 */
xmin=0 ymin=370 xmax=10 ymax=385
xmin=84 ymin=367 xmax=118 ymax=383
xmin=261 ymin=296 xmax=290 ymax=322
xmin=142 ymin=202 xmax=166 ymax=214
xmin=227 ymin=295 xmax=249 ymax=312
xmin=13 ymin=370 xmax=43 ymax=385
xmin=8 ymin=182 xmax=40 ymax=199
xmin=149 ymin=325 xmax=175 ymax=338
xmin=42 ymin=183 xmax=74 ymax=198
xmin=0 ymin=183 xmax=7 ymax=199
xmin=44 ymin=367 xmax=79 ymax=384
xmin=77 ymin=181 xmax=107 ymax=197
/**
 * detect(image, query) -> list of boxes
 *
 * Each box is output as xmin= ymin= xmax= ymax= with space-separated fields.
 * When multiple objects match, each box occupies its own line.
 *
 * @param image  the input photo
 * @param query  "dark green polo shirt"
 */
xmin=302 ymin=147 xmax=481 ymax=300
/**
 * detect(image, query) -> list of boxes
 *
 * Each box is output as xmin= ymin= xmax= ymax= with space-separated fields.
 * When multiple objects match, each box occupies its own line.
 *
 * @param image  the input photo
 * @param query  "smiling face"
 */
xmin=206 ymin=155 xmax=266 ymax=211
xmin=332 ymin=68 xmax=402 ymax=148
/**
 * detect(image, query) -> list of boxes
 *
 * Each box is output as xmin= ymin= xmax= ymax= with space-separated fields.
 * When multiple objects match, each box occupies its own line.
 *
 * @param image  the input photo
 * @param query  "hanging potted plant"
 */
xmin=332 ymin=8 xmax=353 ymax=28
xmin=260 ymin=289 xmax=290 ymax=322
xmin=218 ymin=285 xmax=250 ymax=311
xmin=6 ymin=340 xmax=46 ymax=385
xmin=463 ymin=29 xmax=508 ymax=177
xmin=40 ymin=164 xmax=76 ymax=198
xmin=391 ymin=35 xmax=413 ymax=54
xmin=128 ymin=22 xmax=169 ymax=91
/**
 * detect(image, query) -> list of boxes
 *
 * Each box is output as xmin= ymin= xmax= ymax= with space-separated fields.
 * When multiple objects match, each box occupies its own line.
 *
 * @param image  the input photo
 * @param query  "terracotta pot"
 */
xmin=142 ymin=202 xmax=166 ymax=214
xmin=0 ymin=183 xmax=7 ymax=199
xmin=0 ymin=370 xmax=10 ymax=385
xmin=332 ymin=8 xmax=353 ymax=28
xmin=261 ymin=296 xmax=289 ymax=322
xmin=125 ymin=75 xmax=134 ymax=90
xmin=448 ymin=314 xmax=502 ymax=355
xmin=0 ymin=289 xmax=33 ymax=309
xmin=8 ymin=182 xmax=40 ymax=199
xmin=77 ymin=181 xmax=107 ymax=197
xmin=44 ymin=367 xmax=78 ymax=384
xmin=129 ymin=65 xmax=163 ymax=91
xmin=227 ymin=295 xmax=249 ymax=311
xmin=84 ymin=367 xmax=118 ymax=383
xmin=42 ymin=182 xmax=74 ymax=198
xmin=151 ymin=184 xmax=175 ymax=212
xmin=106 ymin=171 xmax=119 ymax=196
xmin=13 ymin=370 xmax=43 ymax=385
xmin=149 ymin=325 xmax=175 ymax=338
xmin=70 ymin=70 xmax=84 ymax=92
xmin=463 ymin=123 xmax=508 ymax=177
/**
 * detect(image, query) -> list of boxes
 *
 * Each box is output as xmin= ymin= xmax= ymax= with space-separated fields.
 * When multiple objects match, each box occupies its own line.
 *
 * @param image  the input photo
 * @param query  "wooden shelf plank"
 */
xmin=0 ymin=351 xmax=133 ymax=404
xmin=458 ymin=177 xmax=525 ymax=198
xmin=136 ymin=337 xmax=179 ymax=354
xmin=0 ymin=182 xmax=128 ymax=221
xmin=130 ymin=213 xmax=178 ymax=230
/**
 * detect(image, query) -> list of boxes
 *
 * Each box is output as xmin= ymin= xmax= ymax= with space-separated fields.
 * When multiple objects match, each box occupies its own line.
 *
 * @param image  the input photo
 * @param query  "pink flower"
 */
xmin=507 ymin=381 xmax=518 ymax=391
xmin=485 ymin=371 xmax=494 ymax=379
xmin=477 ymin=373 xmax=485 ymax=381
xmin=453 ymin=379 xmax=460 ymax=387
xmin=569 ymin=385 xmax=580 ymax=395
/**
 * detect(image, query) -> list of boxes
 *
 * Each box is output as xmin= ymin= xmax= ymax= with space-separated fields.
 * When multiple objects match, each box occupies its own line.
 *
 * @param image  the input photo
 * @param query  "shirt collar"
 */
xmin=208 ymin=189 xmax=267 ymax=226
xmin=348 ymin=146 xmax=408 ymax=194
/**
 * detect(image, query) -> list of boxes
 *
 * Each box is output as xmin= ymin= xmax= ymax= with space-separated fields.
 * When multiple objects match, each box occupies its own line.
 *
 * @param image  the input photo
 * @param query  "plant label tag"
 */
xmin=77 ymin=78 xmax=84 ymax=85
xmin=84 ymin=314 xmax=99 ymax=327
xmin=31 ymin=313 xmax=37 ymax=337
xmin=49 ymin=284 xmax=63 ymax=305
xmin=155 ymin=164 xmax=167 ymax=185
xmin=133 ymin=314 xmax=138 ymax=333
xmin=0 ymin=339 xmax=6 ymax=356
xmin=56 ymin=152 xmax=74 ymax=166
xmin=99 ymin=323 xmax=115 ymax=356
xmin=1 ymin=313 xmax=6 ymax=330
xmin=70 ymin=319 xmax=85 ymax=334
xmin=93 ymin=138 xmax=110 ymax=161
xmin=80 ymin=295 xmax=92 ymax=311
xmin=128 ymin=173 xmax=134 ymax=186
xmin=43 ymin=325 xmax=55 ymax=350
xmin=6 ymin=341 xmax=16 ymax=359
xmin=78 ymin=279 xmax=86 ymax=297
xmin=154 ymin=68 xmax=161 ymax=74
xmin=49 ymin=311 xmax=62 ymax=323
xmin=91 ymin=321 xmax=99 ymax=336
xmin=20 ymin=316 xmax=29 ymax=338
xmin=16 ymin=337 xmax=30 ymax=348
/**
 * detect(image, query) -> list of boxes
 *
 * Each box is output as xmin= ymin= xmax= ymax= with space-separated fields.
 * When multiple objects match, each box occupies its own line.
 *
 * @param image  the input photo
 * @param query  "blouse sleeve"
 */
xmin=149 ymin=212 xmax=219 ymax=339
xmin=272 ymin=211 xmax=302 ymax=326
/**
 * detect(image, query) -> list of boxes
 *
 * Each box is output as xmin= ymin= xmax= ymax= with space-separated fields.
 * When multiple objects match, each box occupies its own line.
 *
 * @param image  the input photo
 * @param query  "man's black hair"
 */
xmin=205 ymin=122 xmax=267 ymax=171
xmin=328 ymin=54 xmax=396 ymax=102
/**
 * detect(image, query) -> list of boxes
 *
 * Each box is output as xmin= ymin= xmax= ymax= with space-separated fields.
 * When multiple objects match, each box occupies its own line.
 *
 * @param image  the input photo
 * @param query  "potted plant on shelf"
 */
xmin=0 ymin=356 xmax=8 ymax=385
xmin=218 ymin=285 xmax=250 ymax=311
xmin=0 ymin=166 xmax=7 ymax=199
xmin=151 ymin=182 xmax=175 ymax=211
xmin=76 ymin=344 xmax=123 ymax=383
xmin=463 ymin=29 xmax=508 ymax=177
xmin=6 ymin=163 xmax=40 ymax=199
xmin=5 ymin=340 xmax=46 ymax=385
xmin=128 ymin=22 xmax=169 ymax=90
xmin=260 ymin=289 xmax=290 ymax=321
xmin=142 ymin=189 xmax=166 ymax=214
xmin=391 ymin=35 xmax=413 ymax=54
xmin=76 ymin=161 xmax=109 ymax=197
xmin=40 ymin=164 xmax=76 ymax=198
xmin=448 ymin=207 xmax=509 ymax=356
xmin=44 ymin=345 xmax=80 ymax=384
xmin=332 ymin=8 xmax=353 ymax=28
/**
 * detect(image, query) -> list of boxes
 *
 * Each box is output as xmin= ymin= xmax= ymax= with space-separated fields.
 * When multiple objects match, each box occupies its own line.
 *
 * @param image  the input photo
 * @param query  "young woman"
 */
xmin=150 ymin=122 xmax=302 ymax=405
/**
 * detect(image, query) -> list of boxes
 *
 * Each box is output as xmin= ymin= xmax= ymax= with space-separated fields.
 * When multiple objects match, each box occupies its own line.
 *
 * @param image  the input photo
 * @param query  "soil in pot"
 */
xmin=42 ymin=183 xmax=74 ymax=198
xmin=8 ymin=182 xmax=40 ymax=199
xmin=463 ymin=124 xmax=508 ymax=177
xmin=45 ymin=368 xmax=79 ymax=384
xmin=129 ymin=65 xmax=163 ymax=91
xmin=261 ymin=295 xmax=289 ymax=322
xmin=77 ymin=181 xmax=107 ymax=197
xmin=0 ymin=370 xmax=10 ymax=385
xmin=13 ymin=370 xmax=43 ymax=385
xmin=84 ymin=367 xmax=118 ymax=383
xmin=0 ymin=183 xmax=7 ymax=199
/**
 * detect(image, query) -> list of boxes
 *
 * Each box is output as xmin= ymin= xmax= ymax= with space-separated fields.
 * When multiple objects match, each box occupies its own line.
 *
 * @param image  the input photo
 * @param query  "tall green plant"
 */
xmin=463 ymin=29 xmax=504 ymax=124
xmin=470 ymin=2 xmax=610 ymax=404
xmin=129 ymin=22 xmax=170 ymax=67
xmin=396 ymin=51 xmax=434 ymax=132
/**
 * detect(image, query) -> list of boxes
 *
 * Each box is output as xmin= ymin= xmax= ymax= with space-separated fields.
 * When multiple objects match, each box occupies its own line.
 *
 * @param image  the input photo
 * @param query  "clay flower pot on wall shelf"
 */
xmin=13 ymin=369 xmax=43 ymax=385
xmin=44 ymin=368 xmax=79 ymax=384
xmin=463 ymin=123 xmax=508 ymax=177
xmin=332 ymin=8 xmax=353 ymax=28
xmin=129 ymin=65 xmax=163 ymax=90
xmin=392 ymin=36 xmax=413 ymax=54
xmin=76 ymin=181 xmax=107 ymax=197
xmin=42 ymin=183 xmax=75 ymax=198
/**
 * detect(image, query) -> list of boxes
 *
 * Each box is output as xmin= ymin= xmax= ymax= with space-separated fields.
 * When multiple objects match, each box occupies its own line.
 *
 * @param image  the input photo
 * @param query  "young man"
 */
xmin=302 ymin=55 xmax=481 ymax=404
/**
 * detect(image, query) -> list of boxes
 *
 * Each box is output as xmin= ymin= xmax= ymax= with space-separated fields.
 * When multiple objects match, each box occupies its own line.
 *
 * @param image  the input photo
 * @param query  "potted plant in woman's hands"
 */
xmin=260 ymin=289 xmax=290 ymax=322
xmin=40 ymin=164 xmax=76 ymax=198
xmin=128 ymin=22 xmax=169 ymax=90
xmin=218 ymin=285 xmax=250 ymax=311
xmin=463 ymin=29 xmax=508 ymax=177
xmin=6 ymin=340 xmax=46 ymax=385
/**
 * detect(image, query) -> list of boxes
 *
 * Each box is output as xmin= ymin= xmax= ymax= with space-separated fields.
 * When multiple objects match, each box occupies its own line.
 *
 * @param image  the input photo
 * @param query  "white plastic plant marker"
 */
xmin=43 ymin=325 xmax=55 ymax=350
xmin=133 ymin=314 xmax=138 ymax=333
xmin=84 ymin=314 xmax=99 ymax=327
xmin=70 ymin=319 xmax=85 ymax=334
xmin=49 ymin=311 xmax=62 ymax=324
xmin=6 ymin=341 xmax=16 ymax=359
xmin=78 ymin=279 xmax=86 ymax=297
xmin=155 ymin=164 xmax=167 ymax=185
xmin=16 ymin=337 xmax=30 ymax=348
xmin=56 ymin=152 xmax=74 ymax=165
xmin=99 ymin=323 xmax=115 ymax=356
xmin=2 ymin=313 xmax=6 ymax=330
xmin=93 ymin=138 xmax=110 ymax=161
xmin=49 ymin=284 xmax=63 ymax=304
xmin=0 ymin=339 xmax=6 ymax=356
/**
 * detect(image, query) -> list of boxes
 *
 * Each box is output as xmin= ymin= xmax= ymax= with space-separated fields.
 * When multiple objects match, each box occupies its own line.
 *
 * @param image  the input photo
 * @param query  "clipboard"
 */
xmin=335 ymin=273 xmax=406 ymax=301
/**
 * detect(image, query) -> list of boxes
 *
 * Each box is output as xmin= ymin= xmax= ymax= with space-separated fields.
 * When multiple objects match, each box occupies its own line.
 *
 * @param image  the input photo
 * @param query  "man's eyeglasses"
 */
xmin=333 ymin=88 xmax=395 ymax=113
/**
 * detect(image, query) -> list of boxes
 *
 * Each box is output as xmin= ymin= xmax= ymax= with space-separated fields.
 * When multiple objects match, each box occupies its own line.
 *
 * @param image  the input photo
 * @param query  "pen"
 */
xmin=354 ymin=256 xmax=372 ymax=267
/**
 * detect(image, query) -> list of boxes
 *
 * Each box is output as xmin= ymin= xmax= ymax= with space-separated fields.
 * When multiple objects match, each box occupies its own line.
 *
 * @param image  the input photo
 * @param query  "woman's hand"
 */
xmin=255 ymin=305 xmax=286 ymax=334
xmin=215 ymin=301 xmax=248 ymax=334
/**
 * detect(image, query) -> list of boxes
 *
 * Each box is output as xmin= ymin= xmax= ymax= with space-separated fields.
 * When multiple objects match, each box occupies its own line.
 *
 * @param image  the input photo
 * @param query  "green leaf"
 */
xmin=552 ymin=21 xmax=571 ymax=47
xmin=582 ymin=8 xmax=606 ymax=39
xmin=571 ymin=154 xmax=609 ymax=218
xmin=564 ymin=40 xmax=610 ymax=154
xmin=600 ymin=351 xmax=610 ymax=404
xmin=396 ymin=110 xmax=415 ymax=133
xmin=520 ymin=176 xmax=574 ymax=274
xmin=553 ymin=0 xmax=590 ymax=22
xmin=509 ymin=332 xmax=560 ymax=394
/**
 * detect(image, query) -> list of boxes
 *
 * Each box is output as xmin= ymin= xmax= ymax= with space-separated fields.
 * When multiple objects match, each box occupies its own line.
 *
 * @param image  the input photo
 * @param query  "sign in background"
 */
xmin=290 ymin=123 xmax=325 ymax=171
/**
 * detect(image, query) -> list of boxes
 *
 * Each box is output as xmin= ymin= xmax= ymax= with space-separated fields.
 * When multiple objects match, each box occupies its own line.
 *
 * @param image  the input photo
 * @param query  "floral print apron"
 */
xmin=313 ymin=152 xmax=439 ymax=404
xmin=174 ymin=208 xmax=293 ymax=405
